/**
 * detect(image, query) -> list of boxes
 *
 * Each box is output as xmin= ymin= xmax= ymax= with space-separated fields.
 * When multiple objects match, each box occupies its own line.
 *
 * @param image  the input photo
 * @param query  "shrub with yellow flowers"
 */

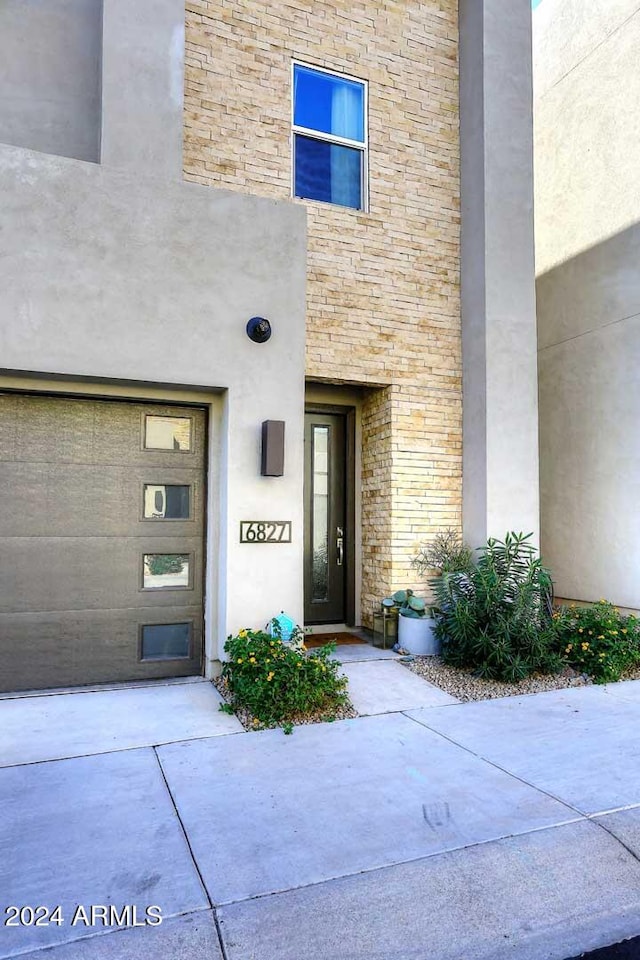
xmin=550 ymin=601 xmax=640 ymax=682
xmin=221 ymin=628 xmax=349 ymax=727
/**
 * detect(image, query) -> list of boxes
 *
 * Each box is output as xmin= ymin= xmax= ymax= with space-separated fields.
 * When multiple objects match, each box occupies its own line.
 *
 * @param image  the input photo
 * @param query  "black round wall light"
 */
xmin=246 ymin=316 xmax=272 ymax=343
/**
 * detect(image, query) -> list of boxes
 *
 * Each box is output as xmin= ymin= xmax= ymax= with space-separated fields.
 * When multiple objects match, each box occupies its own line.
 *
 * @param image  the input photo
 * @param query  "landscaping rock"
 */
xmin=404 ymin=656 xmax=594 ymax=702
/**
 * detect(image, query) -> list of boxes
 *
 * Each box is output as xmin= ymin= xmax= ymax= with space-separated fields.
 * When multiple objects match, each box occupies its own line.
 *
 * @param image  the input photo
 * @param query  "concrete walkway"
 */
xmin=0 ymin=678 xmax=242 ymax=767
xmin=3 ymin=678 xmax=640 ymax=959
xmin=333 ymin=641 xmax=399 ymax=662
xmin=341 ymin=658 xmax=458 ymax=714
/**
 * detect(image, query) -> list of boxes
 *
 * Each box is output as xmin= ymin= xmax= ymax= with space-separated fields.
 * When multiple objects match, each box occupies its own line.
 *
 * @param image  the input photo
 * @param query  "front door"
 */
xmin=304 ymin=411 xmax=346 ymax=623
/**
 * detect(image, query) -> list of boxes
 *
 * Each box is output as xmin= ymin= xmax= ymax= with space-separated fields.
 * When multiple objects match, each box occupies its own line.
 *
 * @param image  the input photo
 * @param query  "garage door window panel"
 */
xmin=143 ymin=484 xmax=192 ymax=520
xmin=142 ymin=553 xmax=192 ymax=590
xmin=143 ymin=415 xmax=193 ymax=452
xmin=140 ymin=622 xmax=192 ymax=661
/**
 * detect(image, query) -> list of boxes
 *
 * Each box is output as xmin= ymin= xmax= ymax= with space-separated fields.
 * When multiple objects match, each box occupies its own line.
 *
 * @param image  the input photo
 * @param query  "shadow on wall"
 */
xmin=536 ymin=219 xmax=640 ymax=610
xmin=0 ymin=0 xmax=103 ymax=163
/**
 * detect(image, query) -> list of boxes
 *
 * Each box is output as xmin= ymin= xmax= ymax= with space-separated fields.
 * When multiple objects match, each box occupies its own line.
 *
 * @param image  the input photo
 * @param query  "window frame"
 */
xmin=291 ymin=60 xmax=369 ymax=213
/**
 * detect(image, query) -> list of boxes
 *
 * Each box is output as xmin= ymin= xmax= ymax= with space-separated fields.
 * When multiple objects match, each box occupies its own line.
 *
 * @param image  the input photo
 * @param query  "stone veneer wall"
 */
xmin=184 ymin=0 xmax=461 ymax=622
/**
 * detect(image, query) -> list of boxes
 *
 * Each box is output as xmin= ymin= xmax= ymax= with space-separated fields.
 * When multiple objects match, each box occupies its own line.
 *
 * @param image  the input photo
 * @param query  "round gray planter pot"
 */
xmin=398 ymin=615 xmax=441 ymax=656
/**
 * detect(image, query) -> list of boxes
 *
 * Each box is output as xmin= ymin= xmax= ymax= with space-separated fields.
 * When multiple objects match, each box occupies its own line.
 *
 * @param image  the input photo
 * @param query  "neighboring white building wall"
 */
xmin=534 ymin=0 xmax=640 ymax=274
xmin=535 ymin=0 xmax=640 ymax=608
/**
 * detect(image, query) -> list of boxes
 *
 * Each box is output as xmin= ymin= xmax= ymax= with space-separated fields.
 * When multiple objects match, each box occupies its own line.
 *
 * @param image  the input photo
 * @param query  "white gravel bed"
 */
xmin=402 ymin=655 xmax=595 ymax=702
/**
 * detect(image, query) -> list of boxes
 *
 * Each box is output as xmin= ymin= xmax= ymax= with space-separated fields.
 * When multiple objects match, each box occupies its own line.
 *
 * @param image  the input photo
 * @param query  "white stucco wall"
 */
xmin=534 ymin=0 xmax=640 ymax=274
xmin=460 ymin=0 xmax=540 ymax=547
xmin=535 ymin=0 xmax=640 ymax=608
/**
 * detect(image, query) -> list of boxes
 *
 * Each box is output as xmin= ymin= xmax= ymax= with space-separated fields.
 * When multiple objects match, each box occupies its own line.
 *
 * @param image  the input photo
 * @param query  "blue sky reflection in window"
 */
xmin=293 ymin=64 xmax=366 ymax=210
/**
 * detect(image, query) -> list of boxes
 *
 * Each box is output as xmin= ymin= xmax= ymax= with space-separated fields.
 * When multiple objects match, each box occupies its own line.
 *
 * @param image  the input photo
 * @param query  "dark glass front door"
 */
xmin=304 ymin=412 xmax=346 ymax=624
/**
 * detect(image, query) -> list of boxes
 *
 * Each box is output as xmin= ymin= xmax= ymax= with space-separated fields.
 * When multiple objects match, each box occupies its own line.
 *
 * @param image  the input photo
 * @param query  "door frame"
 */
xmin=304 ymin=403 xmax=357 ymax=626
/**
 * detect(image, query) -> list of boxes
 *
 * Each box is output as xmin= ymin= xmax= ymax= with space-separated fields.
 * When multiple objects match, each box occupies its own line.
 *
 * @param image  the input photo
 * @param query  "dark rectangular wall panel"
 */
xmin=261 ymin=420 xmax=285 ymax=477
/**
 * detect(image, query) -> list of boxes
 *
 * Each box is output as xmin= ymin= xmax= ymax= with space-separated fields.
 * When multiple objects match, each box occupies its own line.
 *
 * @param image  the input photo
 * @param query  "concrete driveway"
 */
xmin=3 ymin=676 xmax=640 ymax=959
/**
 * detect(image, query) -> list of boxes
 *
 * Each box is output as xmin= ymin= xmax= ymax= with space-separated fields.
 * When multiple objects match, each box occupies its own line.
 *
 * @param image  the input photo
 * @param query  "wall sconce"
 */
xmin=261 ymin=420 xmax=285 ymax=476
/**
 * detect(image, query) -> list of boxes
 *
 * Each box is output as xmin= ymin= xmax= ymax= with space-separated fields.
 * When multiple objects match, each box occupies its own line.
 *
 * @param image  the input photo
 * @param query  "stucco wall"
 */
xmin=534 ymin=0 xmax=640 ymax=274
xmin=538 ymin=226 xmax=640 ymax=609
xmin=101 ymin=0 xmax=185 ymax=179
xmin=460 ymin=0 xmax=540 ymax=548
xmin=183 ymin=0 xmax=461 ymax=617
xmin=535 ymin=0 xmax=640 ymax=607
xmin=0 ymin=0 xmax=187 ymax=177
xmin=0 ymin=144 xmax=307 ymax=658
xmin=0 ymin=0 xmax=103 ymax=163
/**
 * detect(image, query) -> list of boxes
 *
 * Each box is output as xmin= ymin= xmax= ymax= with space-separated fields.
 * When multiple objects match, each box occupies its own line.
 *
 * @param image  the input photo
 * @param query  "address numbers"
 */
xmin=240 ymin=521 xmax=292 ymax=543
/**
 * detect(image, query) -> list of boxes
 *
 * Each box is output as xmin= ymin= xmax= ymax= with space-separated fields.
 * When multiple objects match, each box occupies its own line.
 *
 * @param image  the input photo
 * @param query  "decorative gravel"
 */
xmin=402 ymin=655 xmax=595 ymax=702
xmin=213 ymin=675 xmax=357 ymax=731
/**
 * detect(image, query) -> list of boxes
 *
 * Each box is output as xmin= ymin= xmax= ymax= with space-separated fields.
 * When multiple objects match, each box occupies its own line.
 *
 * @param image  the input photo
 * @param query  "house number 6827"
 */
xmin=240 ymin=521 xmax=292 ymax=543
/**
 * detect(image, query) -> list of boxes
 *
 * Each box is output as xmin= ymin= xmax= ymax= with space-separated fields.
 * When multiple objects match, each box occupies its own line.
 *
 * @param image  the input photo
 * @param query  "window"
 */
xmin=311 ymin=425 xmax=329 ymax=602
xmin=144 ymin=415 xmax=192 ymax=451
xmin=140 ymin=623 xmax=192 ymax=660
xmin=292 ymin=63 xmax=367 ymax=211
xmin=142 ymin=554 xmax=191 ymax=590
xmin=143 ymin=484 xmax=191 ymax=520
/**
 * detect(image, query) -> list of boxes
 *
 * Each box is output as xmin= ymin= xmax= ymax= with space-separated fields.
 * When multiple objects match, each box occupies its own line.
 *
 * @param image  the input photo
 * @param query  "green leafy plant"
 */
xmin=432 ymin=532 xmax=557 ymax=682
xmin=412 ymin=529 xmax=474 ymax=578
xmin=391 ymin=589 xmax=427 ymax=618
xmin=550 ymin=600 xmax=640 ymax=683
xmin=222 ymin=628 xmax=349 ymax=728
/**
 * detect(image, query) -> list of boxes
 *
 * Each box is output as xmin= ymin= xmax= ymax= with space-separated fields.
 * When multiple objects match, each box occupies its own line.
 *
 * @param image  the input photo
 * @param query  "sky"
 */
xmin=532 ymin=0 xmax=544 ymax=8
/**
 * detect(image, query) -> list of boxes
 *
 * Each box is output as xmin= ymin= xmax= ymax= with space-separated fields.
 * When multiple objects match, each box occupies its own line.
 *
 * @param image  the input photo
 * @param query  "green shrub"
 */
xmin=550 ymin=601 xmax=640 ymax=683
xmin=433 ymin=532 xmax=558 ymax=682
xmin=222 ymin=629 xmax=349 ymax=726
xmin=412 ymin=529 xmax=474 ymax=578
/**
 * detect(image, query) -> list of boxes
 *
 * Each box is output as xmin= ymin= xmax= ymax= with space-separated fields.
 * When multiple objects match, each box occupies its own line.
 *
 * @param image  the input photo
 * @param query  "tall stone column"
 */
xmin=459 ymin=0 xmax=540 ymax=548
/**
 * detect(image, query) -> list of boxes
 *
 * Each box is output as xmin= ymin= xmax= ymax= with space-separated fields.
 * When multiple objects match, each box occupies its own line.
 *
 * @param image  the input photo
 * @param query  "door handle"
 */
xmin=336 ymin=527 xmax=344 ymax=566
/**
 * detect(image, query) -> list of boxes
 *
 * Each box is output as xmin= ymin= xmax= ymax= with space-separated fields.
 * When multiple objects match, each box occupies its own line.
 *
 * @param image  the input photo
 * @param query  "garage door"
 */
xmin=0 ymin=393 xmax=207 ymax=693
